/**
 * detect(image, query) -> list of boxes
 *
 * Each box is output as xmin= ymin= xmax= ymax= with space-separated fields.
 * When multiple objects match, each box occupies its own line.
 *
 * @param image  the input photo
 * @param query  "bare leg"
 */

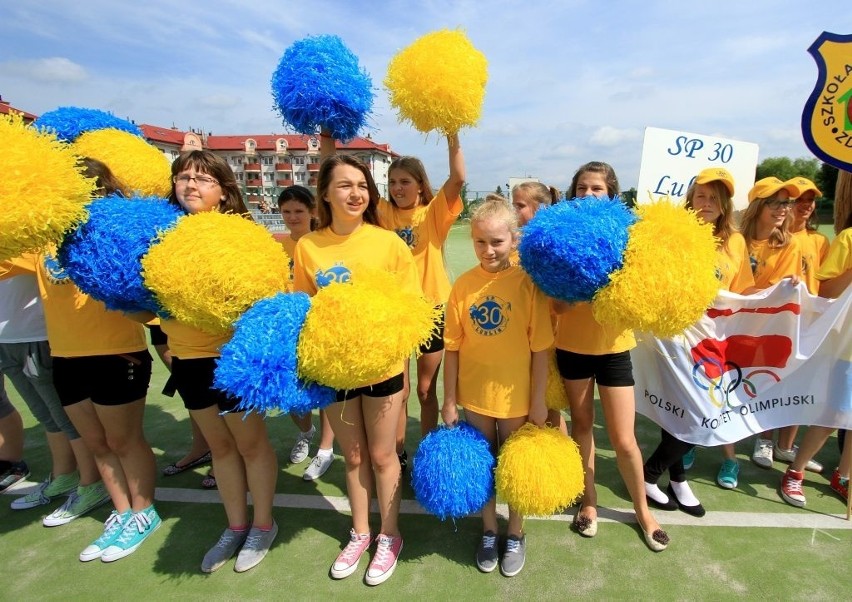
xmin=223 ymin=412 xmax=277 ymax=527
xmin=564 ymin=377 xmax=597 ymax=523
xmin=362 ymin=390 xmax=405 ymax=536
xmin=326 ymin=398 xmax=373 ymax=535
xmin=463 ymin=411 xmax=499 ymax=533
xmin=416 ymin=350 xmax=442 ymax=437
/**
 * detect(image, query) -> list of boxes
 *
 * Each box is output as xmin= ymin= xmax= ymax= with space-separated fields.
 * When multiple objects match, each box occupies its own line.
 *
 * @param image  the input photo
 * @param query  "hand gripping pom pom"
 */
xmin=214 ymin=293 xmax=336 ymax=416
xmin=56 ymin=194 xmax=182 ymax=314
xmin=73 ymin=129 xmax=172 ymax=197
xmin=412 ymin=422 xmax=495 ymax=520
xmin=593 ymin=200 xmax=719 ymax=338
xmin=518 ymin=197 xmax=636 ymax=303
xmin=0 ymin=113 xmax=93 ymax=262
xmin=271 ymin=35 xmax=374 ymax=141
xmin=298 ymin=267 xmax=441 ymax=390
xmin=385 ymin=29 xmax=488 ymax=135
xmin=496 ymin=424 xmax=585 ymax=517
xmin=141 ymin=212 xmax=290 ymax=335
xmin=34 ymin=107 xmax=143 ymax=142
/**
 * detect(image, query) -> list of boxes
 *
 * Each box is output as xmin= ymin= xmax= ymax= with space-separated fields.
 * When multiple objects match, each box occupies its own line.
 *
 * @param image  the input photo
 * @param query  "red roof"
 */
xmin=0 ymin=101 xmax=37 ymax=122
xmin=139 ymin=124 xmax=186 ymax=146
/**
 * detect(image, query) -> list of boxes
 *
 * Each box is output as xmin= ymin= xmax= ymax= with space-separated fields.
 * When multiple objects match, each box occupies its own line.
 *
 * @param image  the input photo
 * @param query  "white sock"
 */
xmin=316 ymin=448 xmax=333 ymax=458
xmin=644 ymin=482 xmax=670 ymax=505
xmin=670 ymin=480 xmax=700 ymax=506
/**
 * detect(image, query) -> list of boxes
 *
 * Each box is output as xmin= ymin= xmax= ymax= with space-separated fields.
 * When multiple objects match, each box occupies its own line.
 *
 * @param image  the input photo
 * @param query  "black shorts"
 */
xmin=54 ymin=351 xmax=152 ymax=407
xmin=170 ymin=356 xmax=240 ymax=413
xmin=336 ymin=373 xmax=405 ymax=402
xmin=555 ymin=349 xmax=634 ymax=387
xmin=419 ymin=308 xmax=445 ymax=354
xmin=146 ymin=323 xmax=168 ymax=346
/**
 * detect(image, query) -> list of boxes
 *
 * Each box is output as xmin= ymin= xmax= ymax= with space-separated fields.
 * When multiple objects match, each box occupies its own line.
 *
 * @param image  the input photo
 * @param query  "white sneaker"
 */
xmin=303 ymin=453 xmax=333 ymax=481
xmin=773 ymin=444 xmax=823 ymax=473
xmin=289 ymin=425 xmax=316 ymax=464
xmin=751 ymin=438 xmax=774 ymax=468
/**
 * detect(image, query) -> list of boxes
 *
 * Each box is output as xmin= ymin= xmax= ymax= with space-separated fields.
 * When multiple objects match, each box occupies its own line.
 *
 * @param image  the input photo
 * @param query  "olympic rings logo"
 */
xmin=691 ymin=357 xmax=781 ymax=408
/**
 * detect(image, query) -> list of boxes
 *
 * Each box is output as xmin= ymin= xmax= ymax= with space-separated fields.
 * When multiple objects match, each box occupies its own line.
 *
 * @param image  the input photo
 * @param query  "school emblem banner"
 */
xmin=633 ymin=281 xmax=852 ymax=445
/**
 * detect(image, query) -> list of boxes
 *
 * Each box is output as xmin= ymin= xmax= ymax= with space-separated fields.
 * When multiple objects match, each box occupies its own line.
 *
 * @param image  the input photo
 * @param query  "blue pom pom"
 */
xmin=271 ymin=35 xmax=374 ymax=141
xmin=57 ymin=194 xmax=182 ymax=313
xmin=412 ymin=422 xmax=495 ymax=520
xmin=214 ymin=293 xmax=336 ymax=416
xmin=518 ymin=196 xmax=636 ymax=303
xmin=34 ymin=107 xmax=143 ymax=142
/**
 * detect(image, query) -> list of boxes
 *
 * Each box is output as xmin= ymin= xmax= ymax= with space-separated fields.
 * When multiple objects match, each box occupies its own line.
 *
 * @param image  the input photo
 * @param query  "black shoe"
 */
xmin=646 ymin=494 xmax=678 ymax=511
xmin=667 ymin=483 xmax=706 ymax=517
xmin=398 ymin=450 xmax=408 ymax=473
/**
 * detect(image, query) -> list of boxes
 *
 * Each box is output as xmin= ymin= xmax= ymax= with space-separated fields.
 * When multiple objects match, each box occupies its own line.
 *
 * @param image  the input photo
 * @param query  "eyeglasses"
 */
xmin=173 ymin=174 xmax=219 ymax=188
xmin=764 ymin=199 xmax=794 ymax=210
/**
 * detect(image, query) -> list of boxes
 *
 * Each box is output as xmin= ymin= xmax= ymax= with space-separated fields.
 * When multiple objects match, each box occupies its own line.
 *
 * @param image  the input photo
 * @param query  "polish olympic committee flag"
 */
xmin=633 ymin=280 xmax=852 ymax=446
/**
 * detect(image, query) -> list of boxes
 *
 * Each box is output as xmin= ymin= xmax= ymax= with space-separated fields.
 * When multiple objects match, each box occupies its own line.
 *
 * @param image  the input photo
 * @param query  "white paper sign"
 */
xmin=636 ymin=127 xmax=760 ymax=210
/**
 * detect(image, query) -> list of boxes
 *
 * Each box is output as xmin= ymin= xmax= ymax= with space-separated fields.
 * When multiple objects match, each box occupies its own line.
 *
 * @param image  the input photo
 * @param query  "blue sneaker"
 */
xmin=683 ymin=448 xmax=696 ymax=471
xmin=101 ymin=506 xmax=161 ymax=562
xmin=80 ymin=510 xmax=132 ymax=562
xmin=717 ymin=459 xmax=740 ymax=489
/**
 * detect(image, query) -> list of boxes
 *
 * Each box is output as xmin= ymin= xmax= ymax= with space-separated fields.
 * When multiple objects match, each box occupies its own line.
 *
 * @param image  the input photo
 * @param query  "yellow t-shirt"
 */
xmin=0 ymin=253 xmax=146 ymax=357
xmin=279 ymin=235 xmax=297 ymax=283
xmin=793 ymin=229 xmax=830 ymax=294
xmin=816 ymin=228 xmax=852 ymax=280
xmin=717 ymin=232 xmax=755 ymax=294
xmin=748 ymin=237 xmax=803 ymax=289
xmin=554 ymin=302 xmax=636 ymax=356
xmin=445 ymin=265 xmax=554 ymax=419
xmin=377 ymin=188 xmax=463 ymax=305
xmin=159 ymin=318 xmax=231 ymax=359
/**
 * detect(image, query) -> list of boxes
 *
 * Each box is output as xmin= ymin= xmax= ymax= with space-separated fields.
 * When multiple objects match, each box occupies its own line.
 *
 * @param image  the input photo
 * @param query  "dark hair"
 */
xmin=388 ymin=156 xmax=434 ymax=206
xmin=568 ymin=161 xmax=620 ymax=199
xmin=835 ymin=170 xmax=852 ymax=235
xmin=169 ymin=150 xmax=250 ymax=217
xmin=316 ymin=155 xmax=380 ymax=230
xmin=79 ymin=157 xmax=127 ymax=198
xmin=278 ymin=185 xmax=318 ymax=231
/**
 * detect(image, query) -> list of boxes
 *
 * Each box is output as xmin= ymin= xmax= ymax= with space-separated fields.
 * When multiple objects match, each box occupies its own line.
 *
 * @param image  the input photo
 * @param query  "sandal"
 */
xmin=162 ymin=451 xmax=212 ymax=476
xmin=573 ymin=504 xmax=598 ymax=538
xmin=201 ymin=469 xmax=217 ymax=489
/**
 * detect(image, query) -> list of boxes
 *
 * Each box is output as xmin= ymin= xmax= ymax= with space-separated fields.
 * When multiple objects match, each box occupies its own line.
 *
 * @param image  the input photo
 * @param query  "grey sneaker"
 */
xmin=500 ymin=535 xmax=526 ymax=577
xmin=773 ymin=444 xmax=823 ymax=473
xmin=11 ymin=472 xmax=79 ymax=510
xmin=475 ymin=531 xmax=498 ymax=573
xmin=43 ymin=481 xmax=110 ymax=527
xmin=289 ymin=426 xmax=315 ymax=464
xmin=303 ymin=453 xmax=333 ymax=481
xmin=751 ymin=438 xmax=774 ymax=468
xmin=234 ymin=521 xmax=278 ymax=573
xmin=202 ymin=527 xmax=249 ymax=573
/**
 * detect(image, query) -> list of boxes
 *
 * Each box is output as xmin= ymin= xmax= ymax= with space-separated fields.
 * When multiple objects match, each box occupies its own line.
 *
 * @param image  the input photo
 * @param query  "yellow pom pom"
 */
xmin=298 ymin=267 xmax=440 ymax=389
xmin=544 ymin=348 xmax=569 ymax=411
xmin=142 ymin=212 xmax=289 ymax=334
xmin=73 ymin=129 xmax=171 ymax=197
xmin=593 ymin=200 xmax=719 ymax=338
xmin=0 ymin=113 xmax=93 ymax=262
xmin=385 ymin=29 xmax=487 ymax=135
xmin=495 ymin=424 xmax=584 ymax=517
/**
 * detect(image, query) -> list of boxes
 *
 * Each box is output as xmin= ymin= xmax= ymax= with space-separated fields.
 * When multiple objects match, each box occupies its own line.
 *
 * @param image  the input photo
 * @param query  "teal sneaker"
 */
xmin=683 ymin=448 xmax=696 ymax=471
xmin=717 ymin=459 xmax=740 ymax=489
xmin=11 ymin=472 xmax=79 ymax=510
xmin=80 ymin=510 xmax=132 ymax=562
xmin=101 ymin=506 xmax=162 ymax=562
xmin=43 ymin=481 xmax=110 ymax=526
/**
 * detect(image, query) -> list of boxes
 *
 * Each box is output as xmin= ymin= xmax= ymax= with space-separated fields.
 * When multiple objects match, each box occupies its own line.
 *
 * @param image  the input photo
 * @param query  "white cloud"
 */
xmin=0 ymin=57 xmax=87 ymax=83
xmin=589 ymin=126 xmax=643 ymax=147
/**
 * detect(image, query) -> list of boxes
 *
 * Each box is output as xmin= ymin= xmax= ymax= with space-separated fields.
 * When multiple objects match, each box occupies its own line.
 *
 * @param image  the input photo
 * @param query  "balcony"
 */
xmin=277 ymin=179 xmax=293 ymax=187
xmin=244 ymin=162 xmax=261 ymax=171
xmin=308 ymin=177 xmax=318 ymax=187
xmin=307 ymin=163 xmax=320 ymax=172
xmin=275 ymin=163 xmax=293 ymax=172
xmin=246 ymin=194 xmax=262 ymax=204
xmin=246 ymin=178 xmax=262 ymax=187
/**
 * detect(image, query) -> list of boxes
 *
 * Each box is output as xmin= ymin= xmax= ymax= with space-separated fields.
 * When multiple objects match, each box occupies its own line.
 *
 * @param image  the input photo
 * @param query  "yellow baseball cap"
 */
xmin=784 ymin=177 xmax=822 ymax=199
xmin=747 ymin=177 xmax=800 ymax=203
xmin=694 ymin=167 xmax=735 ymax=197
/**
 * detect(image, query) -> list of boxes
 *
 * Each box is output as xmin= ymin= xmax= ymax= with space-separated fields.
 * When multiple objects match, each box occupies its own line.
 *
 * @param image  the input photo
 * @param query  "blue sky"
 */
xmin=0 ymin=1 xmax=847 ymax=193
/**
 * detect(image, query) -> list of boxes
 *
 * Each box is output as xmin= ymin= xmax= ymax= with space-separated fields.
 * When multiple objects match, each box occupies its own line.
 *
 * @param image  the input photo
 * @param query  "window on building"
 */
xmin=262 ymin=156 xmax=273 ymax=165
xmin=235 ymin=172 xmax=243 ymax=181
xmin=264 ymin=172 xmax=273 ymax=181
xmin=296 ymin=172 xmax=305 ymax=182
xmin=293 ymin=156 xmax=305 ymax=165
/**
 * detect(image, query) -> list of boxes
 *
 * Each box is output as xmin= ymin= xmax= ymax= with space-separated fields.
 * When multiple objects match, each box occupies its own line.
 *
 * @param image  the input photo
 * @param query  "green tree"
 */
xmin=817 ymin=162 xmax=839 ymax=199
xmin=755 ymin=156 xmax=819 ymax=182
xmin=495 ymin=185 xmax=503 ymax=196
xmin=459 ymin=182 xmax=471 ymax=219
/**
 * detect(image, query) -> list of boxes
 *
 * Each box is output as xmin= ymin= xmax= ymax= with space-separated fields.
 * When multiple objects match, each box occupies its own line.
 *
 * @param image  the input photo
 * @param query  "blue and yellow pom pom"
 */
xmin=271 ymin=35 xmax=373 ymax=141
xmin=73 ymin=129 xmax=171 ymax=197
xmin=593 ymin=200 xmax=719 ymax=337
xmin=544 ymin=348 xmax=569 ymax=411
xmin=385 ymin=29 xmax=488 ymax=135
xmin=495 ymin=424 xmax=584 ymax=517
xmin=214 ymin=292 xmax=336 ymax=416
xmin=412 ymin=422 xmax=495 ymax=520
xmin=56 ymin=194 xmax=182 ymax=314
xmin=141 ymin=212 xmax=290 ymax=335
xmin=0 ymin=113 xmax=94 ymax=262
xmin=519 ymin=197 xmax=636 ymax=303
xmin=298 ymin=268 xmax=440 ymax=390
xmin=35 ymin=106 xmax=143 ymax=142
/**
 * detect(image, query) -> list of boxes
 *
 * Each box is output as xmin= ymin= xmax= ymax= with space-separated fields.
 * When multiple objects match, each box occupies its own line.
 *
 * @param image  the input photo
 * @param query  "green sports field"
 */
xmin=1 ymin=224 xmax=849 ymax=601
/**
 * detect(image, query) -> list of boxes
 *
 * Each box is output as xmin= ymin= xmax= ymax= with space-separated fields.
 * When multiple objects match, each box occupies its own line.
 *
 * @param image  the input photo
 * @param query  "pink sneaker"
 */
xmin=365 ymin=533 xmax=403 ymax=586
xmin=330 ymin=529 xmax=371 ymax=579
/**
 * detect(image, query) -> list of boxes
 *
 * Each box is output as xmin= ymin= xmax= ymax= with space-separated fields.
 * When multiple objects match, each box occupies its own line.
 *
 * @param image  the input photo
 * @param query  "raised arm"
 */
xmin=441 ymin=133 xmax=465 ymax=202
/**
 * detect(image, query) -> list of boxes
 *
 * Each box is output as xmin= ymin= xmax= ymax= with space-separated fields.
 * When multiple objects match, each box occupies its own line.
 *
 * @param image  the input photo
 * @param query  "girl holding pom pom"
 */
xmin=554 ymin=161 xmax=668 ymax=551
xmin=377 ymin=134 xmax=465 ymax=469
xmin=292 ymin=154 xmax=421 ymax=586
xmin=277 ymin=185 xmax=337 ymax=481
xmin=441 ymin=197 xmax=552 ymax=577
